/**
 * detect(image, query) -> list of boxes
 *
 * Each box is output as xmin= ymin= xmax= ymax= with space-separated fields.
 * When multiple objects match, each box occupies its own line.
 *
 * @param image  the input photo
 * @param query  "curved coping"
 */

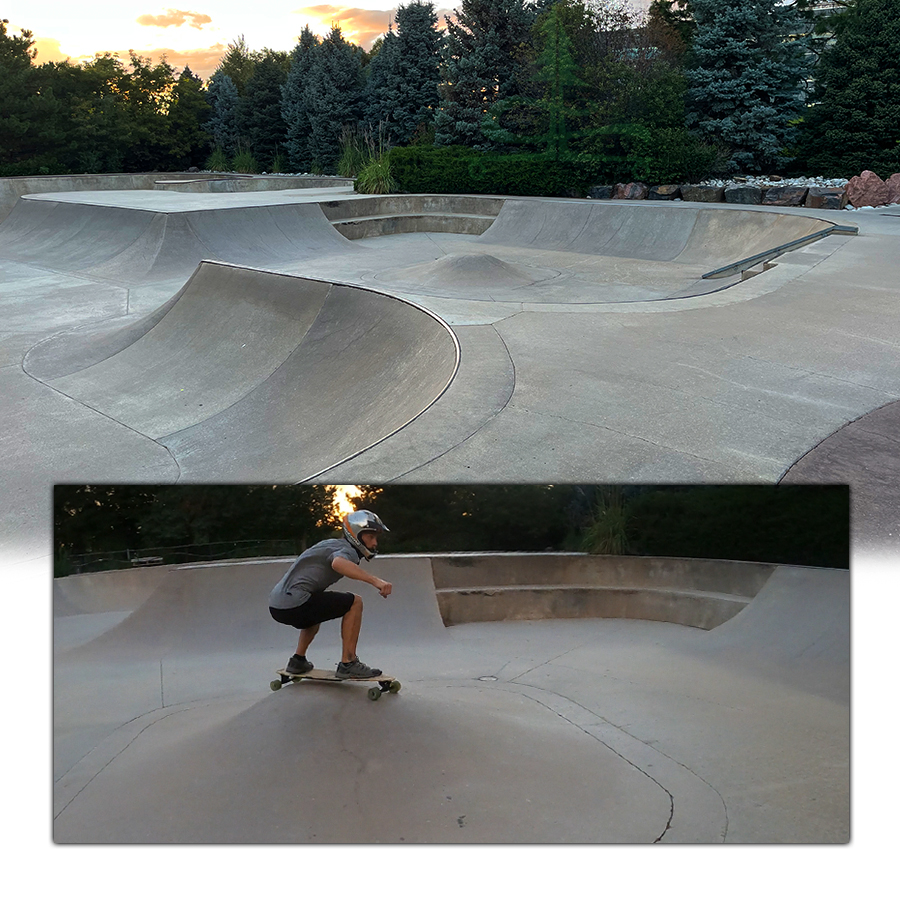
xmin=199 ymin=260 xmax=462 ymax=481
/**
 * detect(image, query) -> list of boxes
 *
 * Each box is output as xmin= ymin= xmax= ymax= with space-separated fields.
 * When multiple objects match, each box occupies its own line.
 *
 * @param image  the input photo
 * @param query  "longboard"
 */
xmin=270 ymin=667 xmax=401 ymax=701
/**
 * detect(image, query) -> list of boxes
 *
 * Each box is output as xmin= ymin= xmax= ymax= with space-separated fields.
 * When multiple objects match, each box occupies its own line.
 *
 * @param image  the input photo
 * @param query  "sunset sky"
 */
xmin=6 ymin=1 xmax=651 ymax=79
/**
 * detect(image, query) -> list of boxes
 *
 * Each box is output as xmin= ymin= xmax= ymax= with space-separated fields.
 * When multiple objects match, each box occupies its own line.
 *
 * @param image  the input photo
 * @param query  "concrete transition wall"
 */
xmin=430 ymin=553 xmax=777 ymax=630
xmin=54 ymin=552 xmax=779 ymax=634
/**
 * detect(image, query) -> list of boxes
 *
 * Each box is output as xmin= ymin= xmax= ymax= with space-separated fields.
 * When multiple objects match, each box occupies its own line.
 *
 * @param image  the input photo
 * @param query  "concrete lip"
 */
xmin=52 ymin=554 xmax=849 ymax=843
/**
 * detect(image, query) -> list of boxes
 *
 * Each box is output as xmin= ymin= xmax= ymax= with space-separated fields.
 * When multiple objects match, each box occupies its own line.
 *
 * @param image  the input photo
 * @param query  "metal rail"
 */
xmin=702 ymin=223 xmax=858 ymax=279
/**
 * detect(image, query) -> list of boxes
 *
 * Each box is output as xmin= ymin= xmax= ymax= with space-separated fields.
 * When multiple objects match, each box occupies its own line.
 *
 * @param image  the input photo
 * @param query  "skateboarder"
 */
xmin=269 ymin=510 xmax=392 ymax=679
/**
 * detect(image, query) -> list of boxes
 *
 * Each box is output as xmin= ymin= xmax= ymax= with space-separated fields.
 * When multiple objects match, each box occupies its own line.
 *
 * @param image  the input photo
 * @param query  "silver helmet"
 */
xmin=342 ymin=510 xmax=389 ymax=559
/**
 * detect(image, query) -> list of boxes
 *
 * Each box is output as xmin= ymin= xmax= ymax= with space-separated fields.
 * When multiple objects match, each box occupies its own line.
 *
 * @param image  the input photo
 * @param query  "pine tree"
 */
xmin=215 ymin=35 xmax=256 ymax=94
xmin=304 ymin=26 xmax=365 ymax=172
xmin=798 ymin=0 xmax=900 ymax=177
xmin=365 ymin=26 xmax=401 ymax=131
xmin=392 ymin=2 xmax=444 ymax=141
xmin=236 ymin=53 xmax=288 ymax=168
xmin=685 ymin=0 xmax=813 ymax=172
xmin=281 ymin=26 xmax=321 ymax=171
xmin=206 ymin=71 xmax=240 ymax=155
xmin=434 ymin=0 xmax=536 ymax=148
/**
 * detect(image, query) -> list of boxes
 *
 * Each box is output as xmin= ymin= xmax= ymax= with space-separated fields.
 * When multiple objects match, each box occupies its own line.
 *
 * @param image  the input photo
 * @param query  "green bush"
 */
xmin=387 ymin=145 xmax=606 ymax=196
xmin=386 ymin=133 xmax=725 ymax=197
xmin=205 ymin=147 xmax=230 ymax=172
xmin=355 ymin=153 xmax=397 ymax=194
xmin=231 ymin=149 xmax=258 ymax=174
xmin=575 ymin=124 xmax=726 ymax=184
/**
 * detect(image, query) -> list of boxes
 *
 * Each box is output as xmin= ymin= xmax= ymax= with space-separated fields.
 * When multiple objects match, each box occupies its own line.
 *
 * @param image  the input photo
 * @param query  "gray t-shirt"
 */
xmin=268 ymin=538 xmax=362 ymax=610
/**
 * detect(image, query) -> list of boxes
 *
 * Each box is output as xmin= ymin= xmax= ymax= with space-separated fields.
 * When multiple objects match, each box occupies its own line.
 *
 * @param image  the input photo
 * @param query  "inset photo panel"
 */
xmin=53 ymin=482 xmax=849 ymax=845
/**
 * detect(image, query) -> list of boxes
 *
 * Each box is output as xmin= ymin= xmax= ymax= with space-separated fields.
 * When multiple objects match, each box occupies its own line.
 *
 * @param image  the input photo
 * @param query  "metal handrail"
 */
xmin=702 ymin=223 xmax=858 ymax=279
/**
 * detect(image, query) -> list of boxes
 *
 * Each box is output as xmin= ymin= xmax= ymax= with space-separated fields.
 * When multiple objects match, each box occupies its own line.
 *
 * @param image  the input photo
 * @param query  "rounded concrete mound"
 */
xmin=376 ymin=252 xmax=560 ymax=291
xmin=53 ymin=554 xmax=850 ymax=844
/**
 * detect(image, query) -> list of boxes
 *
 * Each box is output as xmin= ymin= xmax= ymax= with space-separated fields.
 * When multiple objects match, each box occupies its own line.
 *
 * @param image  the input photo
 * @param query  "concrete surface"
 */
xmin=2 ymin=188 xmax=896 ymax=559
xmin=52 ymin=554 xmax=849 ymax=844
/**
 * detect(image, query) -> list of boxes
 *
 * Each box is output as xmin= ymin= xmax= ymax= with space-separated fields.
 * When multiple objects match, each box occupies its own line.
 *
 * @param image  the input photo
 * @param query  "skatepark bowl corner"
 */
xmin=1 ymin=180 xmax=899 ymax=554
xmin=53 ymin=552 xmax=850 ymax=844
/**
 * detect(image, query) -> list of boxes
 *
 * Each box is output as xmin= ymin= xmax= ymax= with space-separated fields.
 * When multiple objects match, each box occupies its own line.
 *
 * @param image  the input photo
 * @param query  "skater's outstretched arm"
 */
xmin=331 ymin=556 xmax=392 ymax=597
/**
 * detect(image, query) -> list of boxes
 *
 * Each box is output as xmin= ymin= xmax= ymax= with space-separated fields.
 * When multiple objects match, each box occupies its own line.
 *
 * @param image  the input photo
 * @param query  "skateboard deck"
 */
xmin=270 ymin=668 xmax=401 ymax=701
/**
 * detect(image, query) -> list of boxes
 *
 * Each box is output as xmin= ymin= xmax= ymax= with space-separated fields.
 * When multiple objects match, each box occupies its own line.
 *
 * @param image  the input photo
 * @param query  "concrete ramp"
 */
xmin=0 ymin=197 xmax=356 ymax=284
xmin=60 ymin=556 xmax=447 ymax=662
xmin=697 ymin=565 xmax=850 ymax=701
xmin=28 ymin=262 xmax=459 ymax=479
xmin=479 ymin=199 xmax=832 ymax=266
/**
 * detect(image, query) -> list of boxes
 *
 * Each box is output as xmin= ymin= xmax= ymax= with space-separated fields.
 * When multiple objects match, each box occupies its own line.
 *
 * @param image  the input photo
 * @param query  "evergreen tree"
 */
xmin=389 ymin=2 xmax=444 ymax=142
xmin=797 ymin=0 xmax=900 ymax=177
xmin=435 ymin=0 xmax=536 ymax=148
xmin=205 ymin=71 xmax=240 ymax=155
xmin=281 ymin=26 xmax=321 ymax=171
xmin=215 ymin=35 xmax=256 ymax=94
xmin=365 ymin=26 xmax=402 ymax=133
xmin=166 ymin=67 xmax=212 ymax=169
xmin=685 ymin=0 xmax=813 ymax=172
xmin=483 ymin=2 xmax=584 ymax=157
xmin=0 ymin=20 xmax=61 ymax=172
xmin=236 ymin=53 xmax=288 ymax=168
xmin=304 ymin=26 xmax=365 ymax=171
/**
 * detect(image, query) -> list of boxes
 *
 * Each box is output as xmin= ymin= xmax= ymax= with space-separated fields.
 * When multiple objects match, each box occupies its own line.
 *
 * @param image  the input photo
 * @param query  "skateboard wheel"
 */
xmin=367 ymin=687 xmax=381 ymax=701
xmin=270 ymin=680 xmax=282 ymax=692
xmin=389 ymin=681 xmax=401 ymax=694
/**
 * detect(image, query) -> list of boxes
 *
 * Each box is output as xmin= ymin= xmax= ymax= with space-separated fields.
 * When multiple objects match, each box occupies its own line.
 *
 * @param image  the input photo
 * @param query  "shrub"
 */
xmin=355 ymin=153 xmax=397 ymax=194
xmin=205 ymin=147 xmax=230 ymax=172
xmin=231 ymin=149 xmax=258 ymax=174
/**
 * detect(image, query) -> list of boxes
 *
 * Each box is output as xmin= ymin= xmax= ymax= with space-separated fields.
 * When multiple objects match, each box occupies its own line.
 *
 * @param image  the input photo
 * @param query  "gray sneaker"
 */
xmin=286 ymin=654 xmax=313 ymax=675
xmin=336 ymin=657 xmax=382 ymax=679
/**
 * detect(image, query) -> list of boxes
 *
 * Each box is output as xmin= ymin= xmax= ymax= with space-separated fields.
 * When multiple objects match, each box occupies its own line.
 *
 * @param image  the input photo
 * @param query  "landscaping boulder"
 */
xmin=724 ymin=184 xmax=764 ymax=205
xmin=762 ymin=185 xmax=809 ymax=207
xmin=680 ymin=184 xmax=725 ymax=203
xmin=588 ymin=185 xmax=614 ymax=200
xmin=846 ymin=170 xmax=889 ymax=207
xmin=649 ymin=184 xmax=681 ymax=200
xmin=614 ymin=182 xmax=650 ymax=200
xmin=805 ymin=187 xmax=848 ymax=210
xmin=886 ymin=174 xmax=900 ymax=204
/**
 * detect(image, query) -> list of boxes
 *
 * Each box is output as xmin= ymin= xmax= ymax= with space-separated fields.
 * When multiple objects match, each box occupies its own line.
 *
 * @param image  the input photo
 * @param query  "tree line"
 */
xmin=2 ymin=1 xmax=898 ymax=183
xmin=54 ymin=484 xmax=849 ymax=576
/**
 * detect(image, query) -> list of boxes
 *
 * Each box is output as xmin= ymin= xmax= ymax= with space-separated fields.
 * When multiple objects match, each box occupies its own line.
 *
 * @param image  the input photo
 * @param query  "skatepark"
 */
xmin=0 ymin=177 xmax=898 ymax=557
xmin=53 ymin=552 xmax=849 ymax=843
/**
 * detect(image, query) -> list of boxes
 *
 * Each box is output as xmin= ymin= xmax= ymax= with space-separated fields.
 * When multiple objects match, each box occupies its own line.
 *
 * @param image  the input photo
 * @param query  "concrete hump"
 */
xmin=378 ymin=252 xmax=558 ymax=290
xmin=479 ymin=199 xmax=834 ymax=267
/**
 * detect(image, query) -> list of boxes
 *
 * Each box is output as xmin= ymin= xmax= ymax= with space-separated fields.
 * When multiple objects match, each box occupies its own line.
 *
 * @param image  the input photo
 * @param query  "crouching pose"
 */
xmin=269 ymin=510 xmax=391 ymax=678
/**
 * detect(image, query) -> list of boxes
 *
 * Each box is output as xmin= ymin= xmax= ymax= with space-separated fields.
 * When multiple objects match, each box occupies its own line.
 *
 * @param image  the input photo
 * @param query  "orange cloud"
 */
xmin=136 ymin=9 xmax=213 ymax=30
xmin=294 ymin=6 xmax=454 ymax=47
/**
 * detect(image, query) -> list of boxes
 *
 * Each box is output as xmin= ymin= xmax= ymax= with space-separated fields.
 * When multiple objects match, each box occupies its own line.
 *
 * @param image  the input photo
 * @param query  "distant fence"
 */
xmin=57 ymin=539 xmax=302 ymax=576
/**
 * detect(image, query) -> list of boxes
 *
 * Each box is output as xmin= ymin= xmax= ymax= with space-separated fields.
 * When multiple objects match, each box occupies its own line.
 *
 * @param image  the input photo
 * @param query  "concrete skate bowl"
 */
xmin=26 ymin=261 xmax=459 ymax=480
xmin=361 ymin=197 xmax=849 ymax=304
xmin=0 ymin=196 xmax=358 ymax=285
xmin=53 ymin=554 xmax=849 ymax=843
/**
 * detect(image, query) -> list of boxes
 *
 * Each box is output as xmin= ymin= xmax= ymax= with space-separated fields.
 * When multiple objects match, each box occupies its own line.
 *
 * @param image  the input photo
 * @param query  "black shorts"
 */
xmin=269 ymin=591 xmax=355 ymax=630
